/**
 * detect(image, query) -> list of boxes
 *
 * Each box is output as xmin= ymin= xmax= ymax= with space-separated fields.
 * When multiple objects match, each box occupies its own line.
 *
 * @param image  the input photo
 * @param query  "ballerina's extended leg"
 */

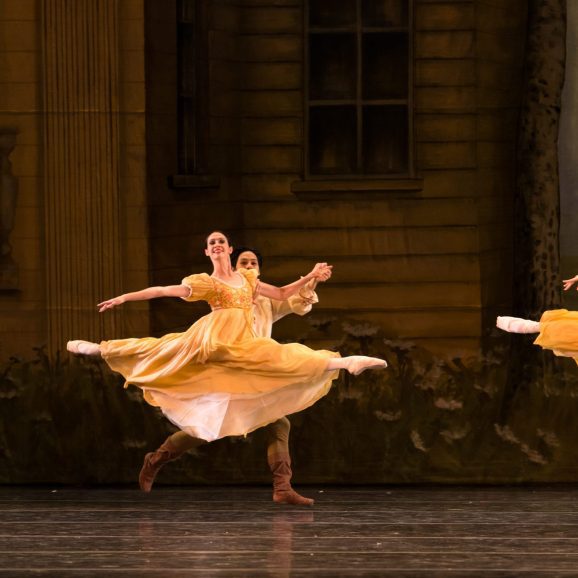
xmin=66 ymin=340 xmax=102 ymax=357
xmin=327 ymin=355 xmax=387 ymax=376
xmin=496 ymin=316 xmax=540 ymax=334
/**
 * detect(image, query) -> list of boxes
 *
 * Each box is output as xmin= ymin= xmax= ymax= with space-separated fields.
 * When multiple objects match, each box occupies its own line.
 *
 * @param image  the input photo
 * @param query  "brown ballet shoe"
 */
xmin=344 ymin=355 xmax=387 ymax=376
xmin=139 ymin=440 xmax=183 ymax=493
xmin=273 ymin=487 xmax=315 ymax=507
xmin=66 ymin=340 xmax=101 ymax=357
xmin=268 ymin=452 xmax=314 ymax=507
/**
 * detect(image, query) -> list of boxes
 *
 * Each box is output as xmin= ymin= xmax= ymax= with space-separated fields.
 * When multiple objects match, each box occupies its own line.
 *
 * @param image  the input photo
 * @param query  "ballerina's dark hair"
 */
xmin=205 ymin=230 xmax=232 ymax=246
xmin=231 ymin=246 xmax=263 ymax=269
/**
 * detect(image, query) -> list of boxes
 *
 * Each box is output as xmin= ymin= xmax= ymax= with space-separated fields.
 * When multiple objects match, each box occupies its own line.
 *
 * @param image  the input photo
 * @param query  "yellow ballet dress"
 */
xmin=100 ymin=269 xmax=340 ymax=441
xmin=534 ymin=309 xmax=578 ymax=363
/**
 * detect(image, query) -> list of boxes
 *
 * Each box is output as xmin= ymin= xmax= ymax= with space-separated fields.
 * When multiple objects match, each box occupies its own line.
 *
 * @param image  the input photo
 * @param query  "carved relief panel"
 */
xmin=0 ymin=129 xmax=18 ymax=290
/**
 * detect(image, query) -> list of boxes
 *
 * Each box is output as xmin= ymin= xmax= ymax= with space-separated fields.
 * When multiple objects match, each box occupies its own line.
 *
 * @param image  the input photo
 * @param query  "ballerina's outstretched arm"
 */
xmin=98 ymin=264 xmax=332 ymax=313
xmin=97 ymin=285 xmax=190 ymax=313
xmin=99 ymin=264 xmax=332 ymax=313
xmin=68 ymin=284 xmax=192 ymax=356
xmin=258 ymin=262 xmax=332 ymax=302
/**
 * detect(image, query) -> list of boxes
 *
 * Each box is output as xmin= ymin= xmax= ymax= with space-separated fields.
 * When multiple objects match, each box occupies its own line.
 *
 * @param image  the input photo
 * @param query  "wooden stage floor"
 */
xmin=1 ymin=486 xmax=578 ymax=576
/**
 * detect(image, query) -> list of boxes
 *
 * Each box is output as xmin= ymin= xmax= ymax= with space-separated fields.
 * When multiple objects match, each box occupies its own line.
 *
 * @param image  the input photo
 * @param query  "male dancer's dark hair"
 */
xmin=231 ymin=246 xmax=263 ymax=269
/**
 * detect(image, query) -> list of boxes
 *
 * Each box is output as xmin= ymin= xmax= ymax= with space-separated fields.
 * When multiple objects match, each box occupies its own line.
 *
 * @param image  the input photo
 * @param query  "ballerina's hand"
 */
xmin=309 ymin=262 xmax=333 ymax=282
xmin=98 ymin=296 xmax=125 ymax=313
xmin=563 ymin=275 xmax=578 ymax=291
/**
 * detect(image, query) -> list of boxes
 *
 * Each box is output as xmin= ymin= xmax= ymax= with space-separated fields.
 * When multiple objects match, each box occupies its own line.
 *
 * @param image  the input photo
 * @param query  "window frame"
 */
xmin=303 ymin=0 xmax=416 ymax=181
xmin=171 ymin=0 xmax=218 ymax=189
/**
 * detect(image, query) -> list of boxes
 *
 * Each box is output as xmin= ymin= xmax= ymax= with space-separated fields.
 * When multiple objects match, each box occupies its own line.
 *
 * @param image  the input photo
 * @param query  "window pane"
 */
xmin=310 ymin=34 xmax=357 ymax=100
xmin=310 ymin=0 xmax=357 ymax=28
xmin=362 ymin=0 xmax=408 ymax=27
xmin=363 ymin=32 xmax=408 ymax=99
xmin=179 ymin=97 xmax=197 ymax=174
xmin=309 ymin=106 xmax=357 ymax=174
xmin=179 ymin=25 xmax=195 ymax=96
xmin=363 ymin=106 xmax=408 ymax=173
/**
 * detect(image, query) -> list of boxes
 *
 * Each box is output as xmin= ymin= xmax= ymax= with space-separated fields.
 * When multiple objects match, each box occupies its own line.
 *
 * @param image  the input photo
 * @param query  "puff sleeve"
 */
xmin=180 ymin=273 xmax=214 ymax=302
xmin=271 ymin=279 xmax=319 ymax=322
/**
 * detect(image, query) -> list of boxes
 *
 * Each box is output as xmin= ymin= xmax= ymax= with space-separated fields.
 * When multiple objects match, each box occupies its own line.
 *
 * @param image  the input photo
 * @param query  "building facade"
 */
xmin=0 ymin=0 xmax=527 ymax=359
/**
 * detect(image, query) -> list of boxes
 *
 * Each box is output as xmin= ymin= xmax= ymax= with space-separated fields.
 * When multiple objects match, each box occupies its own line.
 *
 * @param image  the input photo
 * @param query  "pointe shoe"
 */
xmin=66 ymin=340 xmax=101 ymax=357
xmin=496 ymin=316 xmax=540 ymax=334
xmin=344 ymin=355 xmax=387 ymax=376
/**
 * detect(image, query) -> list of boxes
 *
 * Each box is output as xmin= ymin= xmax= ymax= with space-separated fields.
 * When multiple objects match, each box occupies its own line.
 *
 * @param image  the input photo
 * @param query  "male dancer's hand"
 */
xmin=563 ymin=275 xmax=578 ymax=291
xmin=316 ymin=266 xmax=332 ymax=283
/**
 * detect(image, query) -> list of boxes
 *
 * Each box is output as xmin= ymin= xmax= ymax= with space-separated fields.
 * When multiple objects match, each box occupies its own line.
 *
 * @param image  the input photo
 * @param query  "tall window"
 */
xmin=306 ymin=0 xmax=413 ymax=178
xmin=176 ymin=0 xmax=207 ymax=175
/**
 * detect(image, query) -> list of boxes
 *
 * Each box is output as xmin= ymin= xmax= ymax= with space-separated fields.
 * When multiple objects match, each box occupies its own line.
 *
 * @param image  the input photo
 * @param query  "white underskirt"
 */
xmin=146 ymin=380 xmax=332 ymax=442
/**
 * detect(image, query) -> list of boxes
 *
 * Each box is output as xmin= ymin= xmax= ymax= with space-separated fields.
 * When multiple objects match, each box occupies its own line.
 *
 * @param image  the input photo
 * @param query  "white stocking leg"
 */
xmin=496 ymin=316 xmax=540 ymax=334
xmin=327 ymin=355 xmax=387 ymax=376
xmin=66 ymin=340 xmax=102 ymax=357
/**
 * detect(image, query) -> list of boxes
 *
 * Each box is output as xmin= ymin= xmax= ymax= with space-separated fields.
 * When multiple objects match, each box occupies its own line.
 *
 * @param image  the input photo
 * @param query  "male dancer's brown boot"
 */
xmin=268 ymin=452 xmax=314 ymax=507
xmin=139 ymin=439 xmax=183 ymax=493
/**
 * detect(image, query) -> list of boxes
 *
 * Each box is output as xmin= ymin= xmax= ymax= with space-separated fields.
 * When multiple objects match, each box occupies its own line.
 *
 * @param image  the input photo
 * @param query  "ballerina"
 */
xmin=136 ymin=245 xmax=326 ymax=505
xmin=68 ymin=231 xmax=387 ymax=491
xmin=496 ymin=274 xmax=578 ymax=359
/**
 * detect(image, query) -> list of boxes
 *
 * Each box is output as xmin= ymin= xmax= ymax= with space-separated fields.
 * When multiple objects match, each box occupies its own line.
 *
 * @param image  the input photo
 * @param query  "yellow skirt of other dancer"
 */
xmin=534 ymin=309 xmax=578 ymax=363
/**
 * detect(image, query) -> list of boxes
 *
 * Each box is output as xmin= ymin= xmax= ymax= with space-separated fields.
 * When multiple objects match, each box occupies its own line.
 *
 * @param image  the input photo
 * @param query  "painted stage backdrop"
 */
xmin=3 ymin=322 xmax=578 ymax=485
xmin=1 ymin=0 xmax=577 ymax=485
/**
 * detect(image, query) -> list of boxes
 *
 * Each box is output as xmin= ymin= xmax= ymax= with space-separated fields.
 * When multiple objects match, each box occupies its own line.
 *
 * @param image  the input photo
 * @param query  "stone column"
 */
xmin=42 ymin=0 xmax=124 ymax=353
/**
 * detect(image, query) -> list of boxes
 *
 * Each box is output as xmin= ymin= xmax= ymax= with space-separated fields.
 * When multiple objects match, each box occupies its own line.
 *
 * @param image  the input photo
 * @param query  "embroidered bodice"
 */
xmin=180 ymin=268 xmax=258 ymax=312
xmin=208 ymin=277 xmax=254 ymax=310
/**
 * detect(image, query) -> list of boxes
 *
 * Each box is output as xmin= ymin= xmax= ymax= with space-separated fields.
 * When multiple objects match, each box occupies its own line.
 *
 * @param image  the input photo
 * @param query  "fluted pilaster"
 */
xmin=42 ymin=0 xmax=123 ymax=353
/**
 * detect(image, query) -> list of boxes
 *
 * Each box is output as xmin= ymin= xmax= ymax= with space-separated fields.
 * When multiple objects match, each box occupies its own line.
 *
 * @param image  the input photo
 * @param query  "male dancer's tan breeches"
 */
xmin=265 ymin=417 xmax=290 ymax=457
xmin=165 ymin=430 xmax=204 ymax=453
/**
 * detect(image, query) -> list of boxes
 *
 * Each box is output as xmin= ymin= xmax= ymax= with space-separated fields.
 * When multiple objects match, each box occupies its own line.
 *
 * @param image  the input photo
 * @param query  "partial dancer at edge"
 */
xmin=496 ymin=274 xmax=578 ymax=360
xmin=67 ymin=231 xmax=387 ymax=501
